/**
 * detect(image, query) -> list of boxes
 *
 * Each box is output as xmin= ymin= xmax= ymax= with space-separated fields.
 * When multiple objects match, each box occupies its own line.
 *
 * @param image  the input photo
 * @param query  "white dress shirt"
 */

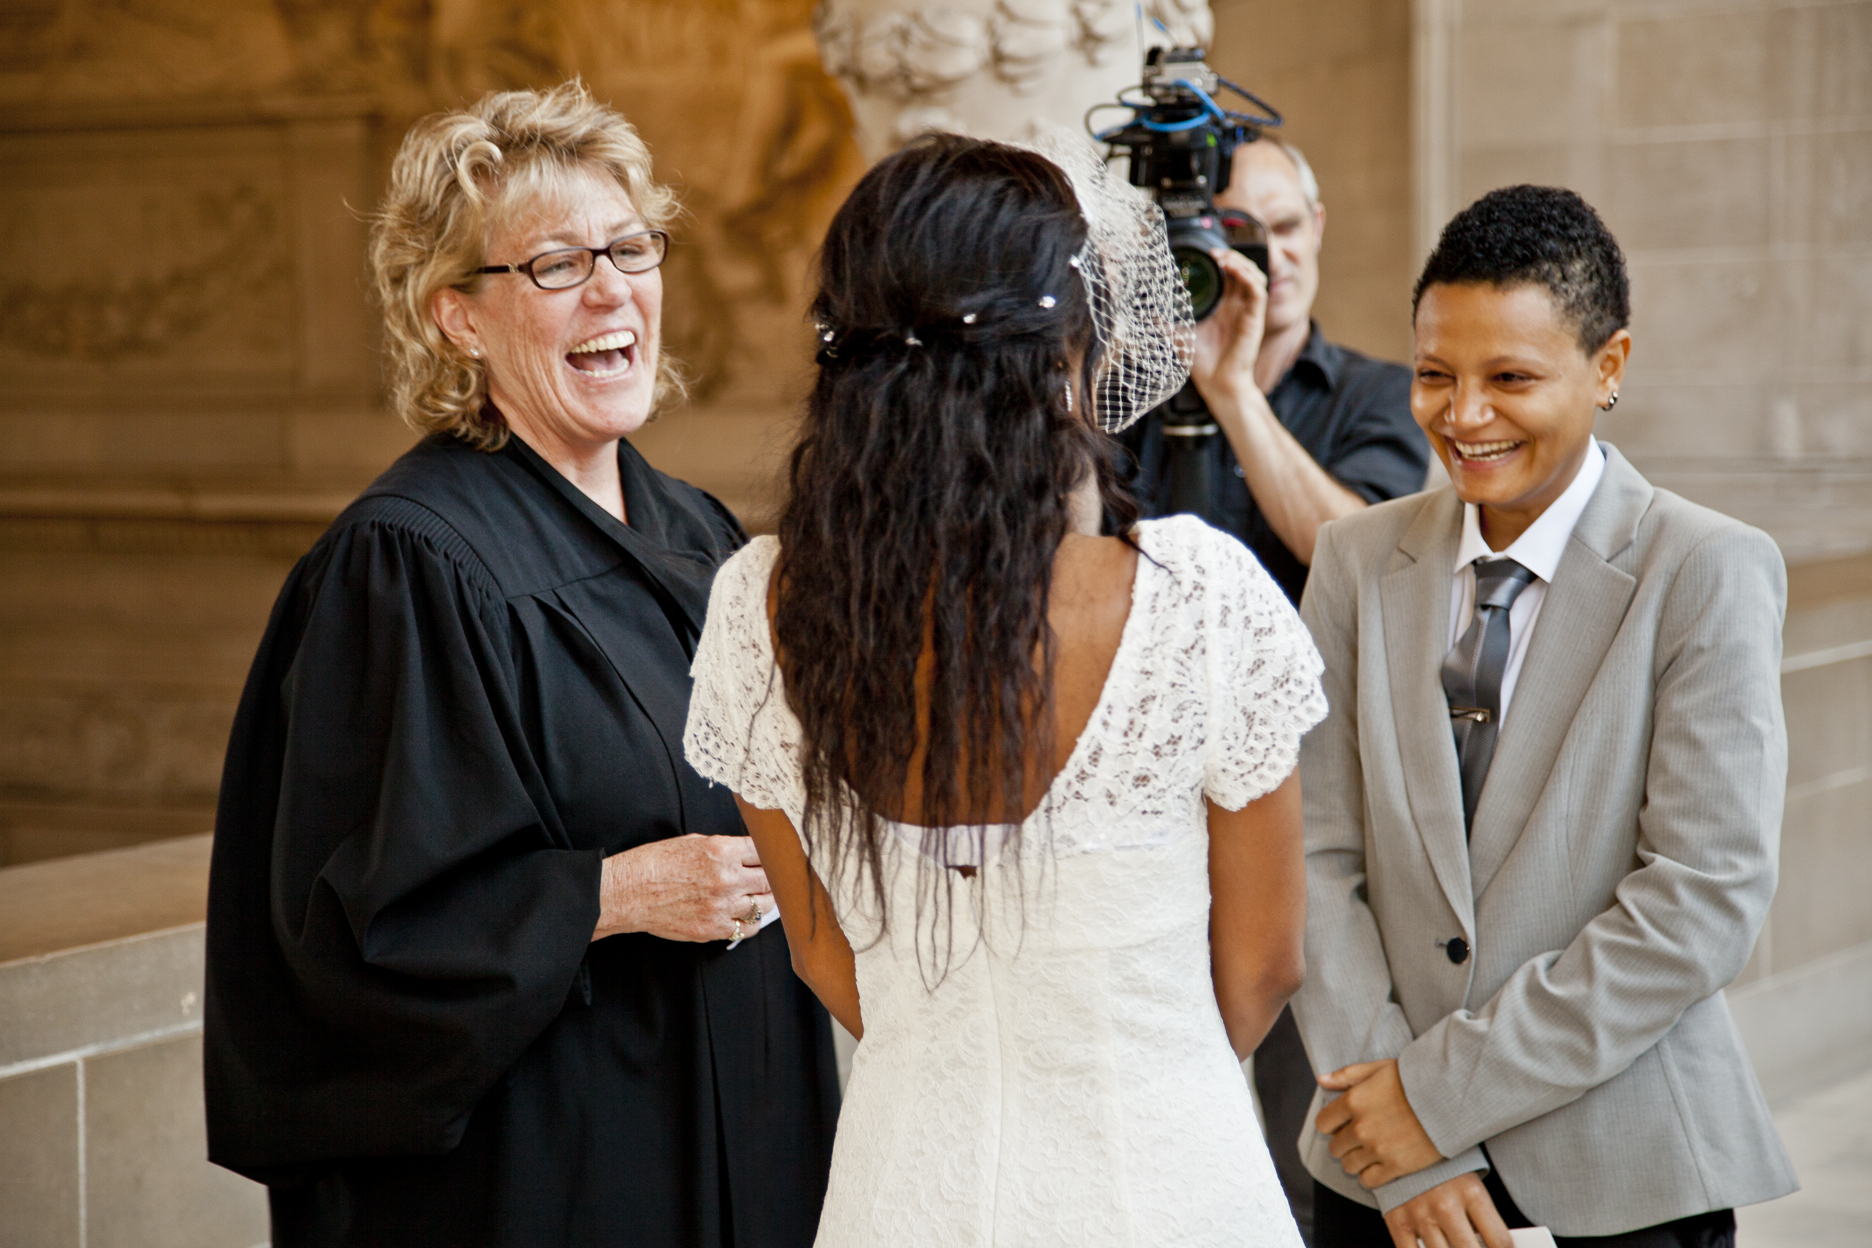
xmin=1448 ymin=438 xmax=1606 ymax=721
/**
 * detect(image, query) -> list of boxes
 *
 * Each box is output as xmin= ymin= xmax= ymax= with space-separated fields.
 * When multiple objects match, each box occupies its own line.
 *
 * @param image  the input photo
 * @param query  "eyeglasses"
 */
xmin=475 ymin=230 xmax=670 ymax=291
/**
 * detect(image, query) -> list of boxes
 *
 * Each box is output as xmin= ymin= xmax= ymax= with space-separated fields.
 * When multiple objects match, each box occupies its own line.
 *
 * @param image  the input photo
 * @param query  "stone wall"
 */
xmin=1416 ymin=0 xmax=1872 ymax=564
xmin=1209 ymin=0 xmax=1416 ymax=365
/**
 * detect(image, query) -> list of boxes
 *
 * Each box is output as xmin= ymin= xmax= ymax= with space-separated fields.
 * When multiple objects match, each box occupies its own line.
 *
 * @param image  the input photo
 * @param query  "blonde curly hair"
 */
xmin=369 ymin=80 xmax=685 ymax=450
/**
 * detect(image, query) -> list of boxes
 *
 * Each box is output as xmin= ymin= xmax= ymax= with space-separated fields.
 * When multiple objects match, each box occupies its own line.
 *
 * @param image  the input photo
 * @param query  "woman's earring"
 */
xmin=468 ymin=346 xmax=480 ymax=358
xmin=1064 ymin=380 xmax=1073 ymax=413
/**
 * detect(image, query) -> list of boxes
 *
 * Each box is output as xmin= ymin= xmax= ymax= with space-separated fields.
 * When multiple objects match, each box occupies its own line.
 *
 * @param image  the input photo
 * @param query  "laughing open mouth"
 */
xmin=566 ymin=330 xmax=638 ymax=378
xmin=1450 ymin=438 xmax=1524 ymax=464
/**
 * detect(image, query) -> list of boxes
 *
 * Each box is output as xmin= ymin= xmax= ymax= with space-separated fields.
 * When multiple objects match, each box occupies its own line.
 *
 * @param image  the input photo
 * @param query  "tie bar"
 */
xmin=1449 ymin=706 xmax=1492 ymax=723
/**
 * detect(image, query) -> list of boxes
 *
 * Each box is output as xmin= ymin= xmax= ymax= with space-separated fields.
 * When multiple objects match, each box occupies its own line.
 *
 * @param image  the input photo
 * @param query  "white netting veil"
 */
xmin=1017 ymin=127 xmax=1195 ymax=434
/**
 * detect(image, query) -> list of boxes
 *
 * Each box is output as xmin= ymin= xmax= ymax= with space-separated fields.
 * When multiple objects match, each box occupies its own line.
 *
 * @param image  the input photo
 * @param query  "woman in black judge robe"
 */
xmin=203 ymin=83 xmax=839 ymax=1248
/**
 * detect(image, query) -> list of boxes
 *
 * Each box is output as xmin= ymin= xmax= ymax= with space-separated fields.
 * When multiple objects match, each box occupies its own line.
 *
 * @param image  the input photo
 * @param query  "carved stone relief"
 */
xmin=0 ymin=186 xmax=288 ymax=364
xmin=813 ymin=0 xmax=1213 ymax=159
xmin=0 ymin=0 xmax=865 ymax=414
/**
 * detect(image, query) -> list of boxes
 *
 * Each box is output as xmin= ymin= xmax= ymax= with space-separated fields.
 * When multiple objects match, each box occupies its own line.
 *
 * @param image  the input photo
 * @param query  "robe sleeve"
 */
xmin=229 ymin=510 xmax=602 ymax=1163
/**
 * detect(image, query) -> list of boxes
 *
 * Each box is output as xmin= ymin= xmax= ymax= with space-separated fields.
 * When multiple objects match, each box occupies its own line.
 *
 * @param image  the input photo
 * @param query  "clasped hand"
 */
xmin=1315 ymin=1058 xmax=1442 ymax=1188
xmin=1317 ymin=1060 xmax=1513 ymax=1248
xmin=593 ymin=834 xmax=772 ymax=943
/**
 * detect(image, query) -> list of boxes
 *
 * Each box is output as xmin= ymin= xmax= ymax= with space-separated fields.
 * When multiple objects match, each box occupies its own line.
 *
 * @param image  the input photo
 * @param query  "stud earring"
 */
xmin=468 ymin=346 xmax=480 ymax=358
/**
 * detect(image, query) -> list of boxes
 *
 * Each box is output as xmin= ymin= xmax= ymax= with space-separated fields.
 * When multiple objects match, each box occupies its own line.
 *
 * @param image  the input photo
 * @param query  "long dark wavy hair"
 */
xmin=774 ymin=134 xmax=1138 ymax=973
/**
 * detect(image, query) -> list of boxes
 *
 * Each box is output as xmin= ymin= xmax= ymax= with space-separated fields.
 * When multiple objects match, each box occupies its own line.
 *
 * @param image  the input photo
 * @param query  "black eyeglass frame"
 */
xmin=475 ymin=230 xmax=670 ymax=291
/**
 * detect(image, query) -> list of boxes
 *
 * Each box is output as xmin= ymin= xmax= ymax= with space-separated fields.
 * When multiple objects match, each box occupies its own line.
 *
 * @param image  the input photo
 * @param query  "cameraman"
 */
xmin=1120 ymin=138 xmax=1429 ymax=1243
xmin=1122 ymin=139 xmax=1428 ymax=598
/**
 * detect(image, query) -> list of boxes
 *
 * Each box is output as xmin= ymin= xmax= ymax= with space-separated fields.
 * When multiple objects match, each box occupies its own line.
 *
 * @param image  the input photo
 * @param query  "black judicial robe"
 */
xmin=203 ymin=432 xmax=839 ymax=1248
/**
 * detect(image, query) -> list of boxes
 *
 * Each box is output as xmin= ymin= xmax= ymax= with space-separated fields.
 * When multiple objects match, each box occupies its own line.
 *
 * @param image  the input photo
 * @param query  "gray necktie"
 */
xmin=1442 ymin=557 xmax=1537 ymax=834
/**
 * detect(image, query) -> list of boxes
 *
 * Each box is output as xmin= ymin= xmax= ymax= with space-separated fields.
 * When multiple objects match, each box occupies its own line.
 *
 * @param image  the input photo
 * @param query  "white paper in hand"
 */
xmin=1509 ymin=1229 xmax=1558 ymax=1248
xmin=1417 ymin=1229 xmax=1556 ymax=1248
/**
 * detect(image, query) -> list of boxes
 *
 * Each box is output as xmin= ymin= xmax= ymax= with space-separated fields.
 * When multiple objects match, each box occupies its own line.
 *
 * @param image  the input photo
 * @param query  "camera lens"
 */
xmin=1164 ymin=214 xmax=1231 ymax=319
xmin=1174 ymin=247 xmax=1223 ymax=320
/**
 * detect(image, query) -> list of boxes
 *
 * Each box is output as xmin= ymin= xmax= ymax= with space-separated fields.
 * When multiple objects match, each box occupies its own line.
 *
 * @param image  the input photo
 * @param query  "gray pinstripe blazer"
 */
xmin=1290 ymin=445 xmax=1798 ymax=1235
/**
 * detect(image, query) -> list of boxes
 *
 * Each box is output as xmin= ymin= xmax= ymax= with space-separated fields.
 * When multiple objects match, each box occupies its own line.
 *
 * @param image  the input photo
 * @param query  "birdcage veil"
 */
xmin=1015 ymin=126 xmax=1195 ymax=433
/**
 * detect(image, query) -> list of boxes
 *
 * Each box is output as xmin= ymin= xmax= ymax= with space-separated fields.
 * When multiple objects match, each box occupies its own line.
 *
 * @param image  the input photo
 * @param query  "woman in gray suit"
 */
xmin=1290 ymin=186 xmax=1795 ymax=1247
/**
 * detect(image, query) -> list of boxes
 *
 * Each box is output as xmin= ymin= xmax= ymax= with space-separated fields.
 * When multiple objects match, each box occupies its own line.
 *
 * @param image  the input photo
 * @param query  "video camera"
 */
xmin=1093 ymin=45 xmax=1282 ymax=319
xmin=1092 ymin=46 xmax=1283 ymax=524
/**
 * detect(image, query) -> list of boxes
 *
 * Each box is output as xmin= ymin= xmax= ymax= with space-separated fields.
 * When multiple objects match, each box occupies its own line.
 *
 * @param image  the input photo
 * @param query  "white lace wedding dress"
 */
xmin=684 ymin=516 xmax=1326 ymax=1247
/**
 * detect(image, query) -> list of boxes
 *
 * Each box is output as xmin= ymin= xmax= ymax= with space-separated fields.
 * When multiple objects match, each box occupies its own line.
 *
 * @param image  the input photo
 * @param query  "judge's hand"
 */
xmin=1382 ymin=1172 xmax=1513 ymax=1248
xmin=1190 ymin=247 xmax=1269 ymax=407
xmin=593 ymin=834 xmax=772 ymax=943
xmin=1315 ymin=1059 xmax=1444 ymax=1187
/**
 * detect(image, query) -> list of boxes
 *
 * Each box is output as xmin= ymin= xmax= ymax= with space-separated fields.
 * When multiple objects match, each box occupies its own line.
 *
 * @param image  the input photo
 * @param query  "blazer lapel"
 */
xmin=1468 ymin=446 xmax=1653 ymax=896
xmin=1378 ymin=488 xmax=1475 ymax=927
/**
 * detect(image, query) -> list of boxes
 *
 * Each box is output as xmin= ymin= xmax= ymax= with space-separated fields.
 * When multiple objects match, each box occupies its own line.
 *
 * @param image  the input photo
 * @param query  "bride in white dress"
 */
xmin=684 ymin=133 xmax=1325 ymax=1246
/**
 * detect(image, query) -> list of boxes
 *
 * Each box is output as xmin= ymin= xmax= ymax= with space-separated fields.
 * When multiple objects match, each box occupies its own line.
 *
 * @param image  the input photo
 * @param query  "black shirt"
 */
xmin=204 ymin=433 xmax=839 ymax=1247
xmin=1121 ymin=323 xmax=1429 ymax=604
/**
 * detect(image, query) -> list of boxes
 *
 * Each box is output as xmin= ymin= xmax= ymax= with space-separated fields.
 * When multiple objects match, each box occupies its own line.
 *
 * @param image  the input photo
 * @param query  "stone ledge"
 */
xmin=0 ymin=833 xmax=211 ymax=965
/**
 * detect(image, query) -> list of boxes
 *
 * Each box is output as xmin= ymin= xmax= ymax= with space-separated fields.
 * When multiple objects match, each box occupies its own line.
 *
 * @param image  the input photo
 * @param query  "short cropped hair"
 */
xmin=1412 ymin=185 xmax=1630 ymax=355
xmin=369 ymin=80 xmax=683 ymax=450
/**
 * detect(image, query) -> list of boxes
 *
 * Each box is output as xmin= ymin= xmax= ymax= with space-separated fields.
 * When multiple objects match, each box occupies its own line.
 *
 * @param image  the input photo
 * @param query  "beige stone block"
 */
xmin=281 ymin=117 xmax=377 ymax=392
xmin=0 ymin=834 xmax=209 ymax=965
xmin=0 ymin=685 xmax=234 ymax=807
xmin=1202 ymin=0 xmax=1416 ymax=365
xmin=0 ymin=927 xmax=203 ymax=1067
xmin=1457 ymin=17 xmax=1600 ymax=150
xmin=0 ymin=1063 xmax=80 ymax=1248
xmin=1597 ymin=380 xmax=1775 ymax=460
xmin=1779 ymin=1 xmax=1872 ymax=121
xmin=1209 ymin=0 xmax=1409 ymax=82
xmin=84 ymin=1034 xmax=269 ymax=1248
xmin=1615 ymin=10 xmax=1774 ymax=129
xmin=287 ymin=402 xmax=414 ymax=474
xmin=0 ymin=550 xmax=295 ymax=633
xmin=1785 ymin=130 xmax=1872 ymax=246
xmin=1795 ymin=254 xmax=1872 ymax=369
xmin=1781 ymin=657 xmax=1871 ymax=793
xmin=1794 ymin=383 xmax=1872 ymax=458
xmin=0 ymin=823 xmax=208 ymax=871
xmin=1603 ymin=138 xmax=1770 ymax=250
xmin=1627 ymin=257 xmax=1785 ymax=373
xmin=1641 ymin=467 xmax=1872 ymax=565
xmin=0 ymin=124 xmax=298 ymax=393
xmin=0 ymin=625 xmax=265 ymax=688
xmin=1785 ymin=578 xmax=1872 ymax=656
xmin=0 ymin=406 xmax=292 ymax=472
xmin=1455 ymin=144 xmax=1572 ymax=215
xmin=1772 ymin=774 xmax=1872 ymax=967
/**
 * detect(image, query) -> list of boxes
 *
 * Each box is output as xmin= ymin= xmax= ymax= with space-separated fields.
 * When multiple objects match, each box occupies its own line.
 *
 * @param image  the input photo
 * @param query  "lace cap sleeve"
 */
xmin=1195 ymin=524 xmax=1328 ymax=811
xmin=683 ymin=537 xmax=804 ymax=814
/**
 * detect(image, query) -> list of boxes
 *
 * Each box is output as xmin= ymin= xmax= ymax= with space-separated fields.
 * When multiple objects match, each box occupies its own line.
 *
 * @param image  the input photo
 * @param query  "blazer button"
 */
xmin=1445 ymin=937 xmax=1470 ymax=965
